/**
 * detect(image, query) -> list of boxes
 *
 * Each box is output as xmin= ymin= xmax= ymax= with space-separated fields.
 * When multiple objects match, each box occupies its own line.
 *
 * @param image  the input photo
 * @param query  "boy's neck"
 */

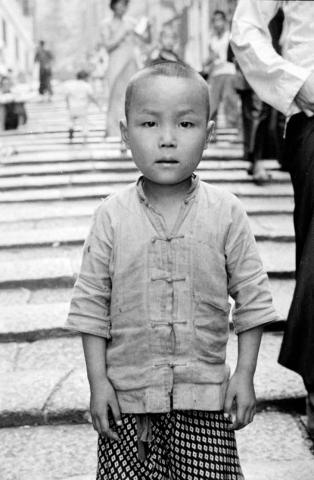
xmin=142 ymin=176 xmax=192 ymax=206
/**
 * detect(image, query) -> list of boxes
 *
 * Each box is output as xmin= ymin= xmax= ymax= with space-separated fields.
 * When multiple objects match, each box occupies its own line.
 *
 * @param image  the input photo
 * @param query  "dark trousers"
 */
xmin=238 ymin=88 xmax=285 ymax=163
xmin=39 ymin=68 xmax=52 ymax=95
xmin=278 ymin=113 xmax=314 ymax=391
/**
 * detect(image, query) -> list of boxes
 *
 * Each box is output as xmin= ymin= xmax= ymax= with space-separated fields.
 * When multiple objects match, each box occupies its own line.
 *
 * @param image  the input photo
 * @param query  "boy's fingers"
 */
xmin=223 ymin=392 xmax=234 ymax=415
xmin=233 ymin=406 xmax=246 ymax=430
xmin=98 ymin=415 xmax=120 ymax=442
xmin=110 ymin=399 xmax=122 ymax=427
xmin=249 ymin=406 xmax=256 ymax=424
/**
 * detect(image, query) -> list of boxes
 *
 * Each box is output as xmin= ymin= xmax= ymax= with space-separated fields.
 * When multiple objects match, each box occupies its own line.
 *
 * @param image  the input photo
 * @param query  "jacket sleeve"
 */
xmin=225 ymin=196 xmax=279 ymax=334
xmin=65 ymin=203 xmax=113 ymax=338
xmin=231 ymin=0 xmax=310 ymax=115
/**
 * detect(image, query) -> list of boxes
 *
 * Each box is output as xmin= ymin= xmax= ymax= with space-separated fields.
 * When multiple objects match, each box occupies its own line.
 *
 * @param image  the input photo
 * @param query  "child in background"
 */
xmin=148 ymin=27 xmax=181 ymax=64
xmin=66 ymin=61 xmax=278 ymax=479
xmin=64 ymin=70 xmax=101 ymax=143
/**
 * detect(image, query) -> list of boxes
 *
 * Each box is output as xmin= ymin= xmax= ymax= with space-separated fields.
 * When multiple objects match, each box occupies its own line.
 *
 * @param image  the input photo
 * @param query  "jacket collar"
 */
xmin=136 ymin=174 xmax=200 ymax=206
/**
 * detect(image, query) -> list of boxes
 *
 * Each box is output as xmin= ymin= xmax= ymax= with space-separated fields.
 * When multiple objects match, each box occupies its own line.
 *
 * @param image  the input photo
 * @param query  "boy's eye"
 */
xmin=180 ymin=121 xmax=194 ymax=128
xmin=142 ymin=121 xmax=156 ymax=127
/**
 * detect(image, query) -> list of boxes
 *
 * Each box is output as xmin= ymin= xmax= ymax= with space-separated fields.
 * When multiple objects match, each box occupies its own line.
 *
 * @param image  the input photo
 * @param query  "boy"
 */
xmin=66 ymin=61 xmax=278 ymax=479
xmin=64 ymin=70 xmax=101 ymax=143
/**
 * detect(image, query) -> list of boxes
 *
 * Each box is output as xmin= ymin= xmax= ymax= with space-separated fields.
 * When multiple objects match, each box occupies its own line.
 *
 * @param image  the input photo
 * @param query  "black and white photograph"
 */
xmin=0 ymin=1 xmax=314 ymax=479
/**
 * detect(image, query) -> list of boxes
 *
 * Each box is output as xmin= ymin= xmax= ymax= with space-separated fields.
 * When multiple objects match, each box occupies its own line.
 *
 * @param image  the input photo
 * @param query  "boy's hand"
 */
xmin=223 ymin=370 xmax=256 ymax=430
xmin=90 ymin=378 xmax=122 ymax=441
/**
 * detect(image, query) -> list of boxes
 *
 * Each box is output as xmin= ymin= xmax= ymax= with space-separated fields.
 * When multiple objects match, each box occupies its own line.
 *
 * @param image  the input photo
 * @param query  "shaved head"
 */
xmin=125 ymin=61 xmax=210 ymax=122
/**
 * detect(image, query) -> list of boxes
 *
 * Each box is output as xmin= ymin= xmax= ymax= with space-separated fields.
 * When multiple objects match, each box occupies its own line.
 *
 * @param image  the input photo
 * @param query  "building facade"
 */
xmin=0 ymin=0 xmax=34 ymax=78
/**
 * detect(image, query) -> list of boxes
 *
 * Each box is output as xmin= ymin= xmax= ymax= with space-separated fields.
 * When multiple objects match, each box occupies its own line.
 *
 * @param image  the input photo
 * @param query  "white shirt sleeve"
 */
xmin=231 ymin=0 xmax=311 ymax=115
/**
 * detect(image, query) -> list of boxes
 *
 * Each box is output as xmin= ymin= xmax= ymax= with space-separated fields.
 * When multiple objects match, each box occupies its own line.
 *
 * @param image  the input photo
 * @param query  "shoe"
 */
xmin=69 ymin=128 xmax=74 ymax=141
xmin=252 ymin=168 xmax=272 ymax=186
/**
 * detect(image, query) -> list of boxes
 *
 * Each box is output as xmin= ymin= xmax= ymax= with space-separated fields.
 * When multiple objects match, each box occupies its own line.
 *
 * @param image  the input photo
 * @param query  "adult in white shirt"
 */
xmin=231 ymin=0 xmax=314 ymax=437
xmin=206 ymin=10 xmax=238 ymax=130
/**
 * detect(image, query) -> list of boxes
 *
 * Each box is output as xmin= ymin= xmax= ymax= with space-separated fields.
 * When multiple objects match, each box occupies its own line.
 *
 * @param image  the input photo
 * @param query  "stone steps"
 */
xmin=0 ymin=332 xmax=306 ymax=430
xmin=0 ymin=412 xmax=313 ymax=480
xmin=0 ymin=277 xmax=294 ymax=343
xmin=0 ymin=170 xmax=289 ymax=192
xmin=0 ymin=181 xmax=293 ymax=203
xmin=1 ymin=145 xmax=243 ymax=166
xmin=0 ymin=197 xmax=294 ymax=224
xmin=0 ymin=159 xmax=279 ymax=177
xmin=0 ymin=214 xmax=294 ymax=248
xmin=0 ymin=240 xmax=295 ymax=290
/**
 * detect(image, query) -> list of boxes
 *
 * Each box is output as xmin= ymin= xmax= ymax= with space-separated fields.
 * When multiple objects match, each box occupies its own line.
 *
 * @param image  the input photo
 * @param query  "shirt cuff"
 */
xmin=65 ymin=315 xmax=111 ymax=339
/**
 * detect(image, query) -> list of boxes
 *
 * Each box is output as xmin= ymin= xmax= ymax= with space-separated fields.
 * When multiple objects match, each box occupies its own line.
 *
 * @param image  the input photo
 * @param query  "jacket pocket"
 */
xmin=193 ymin=294 xmax=230 ymax=362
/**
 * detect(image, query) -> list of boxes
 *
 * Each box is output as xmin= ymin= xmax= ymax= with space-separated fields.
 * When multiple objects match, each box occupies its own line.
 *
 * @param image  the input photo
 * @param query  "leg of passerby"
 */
xmin=209 ymin=75 xmax=224 ymax=142
xmin=222 ymin=74 xmax=239 ymax=129
xmin=245 ymin=90 xmax=271 ymax=184
xmin=69 ymin=115 xmax=76 ymax=142
xmin=81 ymin=115 xmax=89 ymax=144
xmin=46 ymin=70 xmax=53 ymax=102
xmin=39 ymin=69 xmax=45 ymax=99
xmin=278 ymin=113 xmax=314 ymax=437
xmin=238 ymin=89 xmax=252 ymax=163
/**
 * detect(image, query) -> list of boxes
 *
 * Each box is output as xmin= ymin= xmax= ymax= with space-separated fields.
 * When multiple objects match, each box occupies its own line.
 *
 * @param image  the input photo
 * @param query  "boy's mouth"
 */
xmin=155 ymin=158 xmax=179 ymax=164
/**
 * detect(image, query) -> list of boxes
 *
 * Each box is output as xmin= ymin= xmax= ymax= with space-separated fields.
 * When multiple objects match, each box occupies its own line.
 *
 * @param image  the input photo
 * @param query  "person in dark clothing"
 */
xmin=232 ymin=0 xmax=314 ymax=438
xmin=34 ymin=40 xmax=53 ymax=100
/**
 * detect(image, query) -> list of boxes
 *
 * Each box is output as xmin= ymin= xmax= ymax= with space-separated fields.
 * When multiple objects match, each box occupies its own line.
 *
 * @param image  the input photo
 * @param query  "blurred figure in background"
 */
xmin=34 ymin=40 xmax=54 ymax=101
xmin=204 ymin=10 xmax=238 ymax=136
xmin=64 ymin=70 xmax=101 ymax=144
xmin=90 ymin=46 xmax=108 ymax=101
xmin=102 ymin=0 xmax=139 ymax=138
xmin=147 ymin=26 xmax=181 ymax=65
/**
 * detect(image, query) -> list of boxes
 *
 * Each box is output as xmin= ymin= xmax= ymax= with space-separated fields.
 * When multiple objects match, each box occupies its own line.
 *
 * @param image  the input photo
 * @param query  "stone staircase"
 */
xmin=0 ymin=96 xmax=313 ymax=480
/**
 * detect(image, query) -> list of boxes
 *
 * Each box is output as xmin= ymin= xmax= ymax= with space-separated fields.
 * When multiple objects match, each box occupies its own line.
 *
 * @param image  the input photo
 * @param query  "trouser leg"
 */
xmin=278 ymin=113 xmax=314 ymax=392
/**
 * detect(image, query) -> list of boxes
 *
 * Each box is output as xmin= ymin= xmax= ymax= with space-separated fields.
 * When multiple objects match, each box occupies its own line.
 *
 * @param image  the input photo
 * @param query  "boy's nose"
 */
xmin=159 ymin=128 xmax=177 ymax=148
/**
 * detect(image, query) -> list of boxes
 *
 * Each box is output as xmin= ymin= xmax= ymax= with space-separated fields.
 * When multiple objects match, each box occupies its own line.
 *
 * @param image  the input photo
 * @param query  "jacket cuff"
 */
xmin=65 ymin=316 xmax=111 ymax=339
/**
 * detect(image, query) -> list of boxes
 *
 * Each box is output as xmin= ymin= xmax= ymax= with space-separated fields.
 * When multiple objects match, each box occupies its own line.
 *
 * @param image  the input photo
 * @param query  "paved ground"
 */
xmin=0 ymin=94 xmax=313 ymax=479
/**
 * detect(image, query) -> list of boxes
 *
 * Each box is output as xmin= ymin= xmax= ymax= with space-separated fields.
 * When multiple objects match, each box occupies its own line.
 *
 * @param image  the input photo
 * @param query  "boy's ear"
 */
xmin=204 ymin=120 xmax=215 ymax=149
xmin=120 ymin=120 xmax=130 ymax=148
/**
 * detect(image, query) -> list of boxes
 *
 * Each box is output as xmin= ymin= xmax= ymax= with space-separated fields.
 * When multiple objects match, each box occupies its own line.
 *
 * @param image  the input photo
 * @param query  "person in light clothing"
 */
xmin=205 ymin=10 xmax=238 ymax=130
xmin=232 ymin=0 xmax=314 ymax=438
xmin=66 ymin=61 xmax=278 ymax=479
xmin=64 ymin=70 xmax=101 ymax=143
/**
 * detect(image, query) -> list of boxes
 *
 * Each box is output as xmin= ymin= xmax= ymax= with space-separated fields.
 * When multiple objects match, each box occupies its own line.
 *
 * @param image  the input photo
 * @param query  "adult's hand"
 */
xmin=295 ymin=71 xmax=314 ymax=113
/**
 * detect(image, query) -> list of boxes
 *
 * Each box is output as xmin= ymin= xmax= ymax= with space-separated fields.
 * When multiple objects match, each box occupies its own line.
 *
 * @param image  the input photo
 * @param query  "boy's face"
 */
xmin=121 ymin=75 xmax=213 ymax=187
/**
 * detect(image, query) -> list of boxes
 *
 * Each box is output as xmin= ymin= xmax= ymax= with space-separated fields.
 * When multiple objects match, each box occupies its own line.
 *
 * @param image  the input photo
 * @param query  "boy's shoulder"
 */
xmin=94 ymin=182 xmax=139 ymax=217
xmin=199 ymin=180 xmax=243 ymax=211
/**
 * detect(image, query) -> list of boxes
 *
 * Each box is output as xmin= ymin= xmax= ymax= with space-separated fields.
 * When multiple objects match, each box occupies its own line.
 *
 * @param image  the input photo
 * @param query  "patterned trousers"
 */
xmin=97 ymin=410 xmax=244 ymax=480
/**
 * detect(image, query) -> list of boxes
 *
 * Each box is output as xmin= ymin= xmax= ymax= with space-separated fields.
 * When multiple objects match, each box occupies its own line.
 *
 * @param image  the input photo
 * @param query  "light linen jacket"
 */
xmin=231 ymin=0 xmax=314 ymax=117
xmin=66 ymin=176 xmax=278 ymax=413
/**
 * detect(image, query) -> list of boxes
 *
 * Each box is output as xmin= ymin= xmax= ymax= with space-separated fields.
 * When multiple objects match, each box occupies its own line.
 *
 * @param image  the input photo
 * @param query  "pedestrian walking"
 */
xmin=204 ymin=10 xmax=239 ymax=133
xmin=64 ymin=70 xmax=101 ymax=143
xmin=34 ymin=40 xmax=53 ymax=101
xmin=66 ymin=60 xmax=278 ymax=479
xmin=232 ymin=0 xmax=314 ymax=438
xmin=101 ymin=0 xmax=139 ymax=138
